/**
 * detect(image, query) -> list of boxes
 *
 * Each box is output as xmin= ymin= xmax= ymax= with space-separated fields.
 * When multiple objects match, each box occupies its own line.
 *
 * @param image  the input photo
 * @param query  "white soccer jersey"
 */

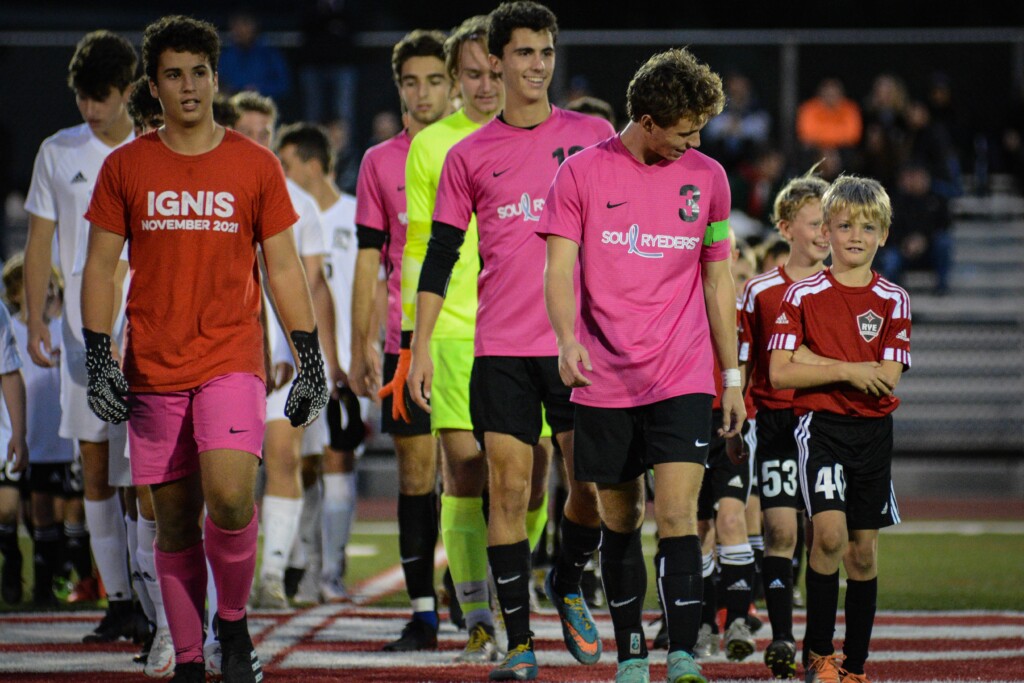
xmin=266 ymin=179 xmax=327 ymax=368
xmin=12 ymin=317 xmax=73 ymax=463
xmin=320 ymin=193 xmax=357 ymax=373
xmin=24 ymin=123 xmax=134 ymax=344
xmin=0 ymin=305 xmax=24 ymax=465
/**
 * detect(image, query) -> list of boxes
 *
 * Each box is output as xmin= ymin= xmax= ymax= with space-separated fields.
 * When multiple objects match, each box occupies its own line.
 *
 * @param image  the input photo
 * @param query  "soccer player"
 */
xmin=541 ymin=47 xmax=743 ymax=683
xmin=409 ymin=3 xmax=613 ymax=678
xmin=80 ymin=16 xmax=328 ymax=683
xmin=769 ymin=175 xmax=909 ymax=683
xmin=229 ymin=90 xmax=337 ymax=609
xmin=347 ymin=29 xmax=452 ymax=648
xmin=23 ymin=29 xmax=139 ymax=643
xmin=0 ymin=298 xmax=28 ymax=608
xmin=276 ymin=122 xmax=364 ymax=602
xmin=738 ymin=169 xmax=830 ymax=679
xmin=127 ymin=75 xmax=164 ymax=133
xmin=391 ymin=15 xmax=503 ymax=659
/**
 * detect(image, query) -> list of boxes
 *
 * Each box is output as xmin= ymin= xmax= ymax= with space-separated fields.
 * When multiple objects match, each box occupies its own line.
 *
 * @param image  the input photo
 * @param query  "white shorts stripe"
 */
xmin=795 ymin=412 xmax=814 ymax=514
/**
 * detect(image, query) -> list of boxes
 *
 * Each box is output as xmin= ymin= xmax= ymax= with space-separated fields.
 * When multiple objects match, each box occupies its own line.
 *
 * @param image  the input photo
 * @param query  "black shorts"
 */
xmin=575 ymin=394 xmax=712 ymax=485
xmin=28 ymin=461 xmax=83 ymax=497
xmin=796 ymin=411 xmax=899 ymax=530
xmin=698 ymin=409 xmax=753 ymax=520
xmin=0 ymin=459 xmax=29 ymax=493
xmin=381 ymin=352 xmax=432 ymax=437
xmin=755 ymin=408 xmax=803 ymax=510
xmin=469 ymin=356 xmax=574 ymax=446
xmin=327 ymin=385 xmax=367 ymax=451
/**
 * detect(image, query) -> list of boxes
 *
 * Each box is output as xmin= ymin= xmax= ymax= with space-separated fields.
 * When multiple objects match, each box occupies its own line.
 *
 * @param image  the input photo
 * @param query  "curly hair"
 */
xmin=126 ymin=76 xmax=163 ymax=130
xmin=391 ymin=29 xmax=448 ymax=86
xmin=142 ymin=15 xmax=220 ymax=82
xmin=444 ymin=16 xmax=489 ymax=81
xmin=67 ymin=30 xmax=137 ymax=100
xmin=487 ymin=1 xmax=558 ymax=58
xmin=626 ymin=48 xmax=724 ymax=128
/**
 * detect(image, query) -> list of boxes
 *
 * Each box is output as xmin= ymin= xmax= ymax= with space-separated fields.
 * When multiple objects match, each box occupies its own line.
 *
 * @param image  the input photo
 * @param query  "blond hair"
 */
xmin=772 ymin=162 xmax=829 ymax=227
xmin=822 ymin=174 xmax=892 ymax=232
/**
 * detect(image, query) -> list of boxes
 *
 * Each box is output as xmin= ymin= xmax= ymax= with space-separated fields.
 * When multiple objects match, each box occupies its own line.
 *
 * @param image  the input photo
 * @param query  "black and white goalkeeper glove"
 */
xmin=284 ymin=327 xmax=329 ymax=428
xmin=83 ymin=328 xmax=130 ymax=424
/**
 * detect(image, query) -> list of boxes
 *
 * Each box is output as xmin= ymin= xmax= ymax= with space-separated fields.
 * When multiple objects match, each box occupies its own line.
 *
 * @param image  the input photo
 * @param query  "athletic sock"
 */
xmin=525 ymin=492 xmax=548 ymax=553
xmin=205 ymin=512 xmax=258 ymax=622
xmin=717 ymin=543 xmax=755 ymax=624
xmin=205 ymin=558 xmax=217 ymax=646
xmin=440 ymin=495 xmax=490 ymax=628
xmin=802 ymin=566 xmax=839 ymax=664
xmin=260 ymin=495 xmax=302 ymax=581
xmin=399 ymin=492 xmax=439 ymax=613
xmin=842 ymin=577 xmax=878 ymax=674
xmin=763 ymin=555 xmax=795 ymax=641
xmin=126 ymin=512 xmax=155 ymax=623
xmin=137 ymin=517 xmax=167 ymax=629
xmin=64 ymin=521 xmax=93 ymax=579
xmin=154 ymin=541 xmax=207 ymax=664
xmin=321 ymin=473 xmax=356 ymax=583
xmin=32 ymin=524 xmax=61 ymax=601
xmin=551 ymin=516 xmax=601 ymax=597
xmin=700 ymin=552 xmax=718 ymax=632
xmin=749 ymin=534 xmax=765 ymax=600
xmin=600 ymin=525 xmax=648 ymax=662
xmin=488 ymin=539 xmax=533 ymax=649
xmin=289 ymin=478 xmax=322 ymax=572
xmin=83 ymin=495 xmax=131 ymax=600
xmin=656 ymin=535 xmax=704 ymax=654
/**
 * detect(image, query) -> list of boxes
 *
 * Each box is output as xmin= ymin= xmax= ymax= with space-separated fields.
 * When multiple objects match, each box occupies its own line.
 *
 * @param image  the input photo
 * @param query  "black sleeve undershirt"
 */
xmin=356 ymin=224 xmax=386 ymax=250
xmin=418 ymin=221 xmax=466 ymax=297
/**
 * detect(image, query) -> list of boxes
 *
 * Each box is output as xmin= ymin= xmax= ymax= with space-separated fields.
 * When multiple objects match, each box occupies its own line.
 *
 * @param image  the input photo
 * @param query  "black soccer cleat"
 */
xmin=382 ymin=618 xmax=439 ymax=652
xmin=83 ymin=599 xmax=137 ymax=643
xmin=1 ymin=545 xmax=23 ymax=605
xmin=217 ymin=615 xmax=263 ymax=683
xmin=169 ymin=661 xmax=205 ymax=682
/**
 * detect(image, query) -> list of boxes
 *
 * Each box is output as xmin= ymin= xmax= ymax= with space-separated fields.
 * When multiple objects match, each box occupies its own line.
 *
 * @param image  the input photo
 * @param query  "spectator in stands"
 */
xmin=877 ymin=161 xmax=953 ymax=294
xmin=299 ymin=0 xmax=360 ymax=125
xmin=904 ymin=100 xmax=961 ymax=198
xmin=796 ymin=77 xmax=862 ymax=156
xmin=927 ymin=71 xmax=970 ymax=176
xmin=729 ymin=144 xmax=787 ymax=239
xmin=325 ymin=118 xmax=359 ymax=193
xmin=857 ymin=74 xmax=909 ymax=189
xmin=705 ymin=71 xmax=772 ymax=172
xmin=218 ymin=11 xmax=293 ymax=102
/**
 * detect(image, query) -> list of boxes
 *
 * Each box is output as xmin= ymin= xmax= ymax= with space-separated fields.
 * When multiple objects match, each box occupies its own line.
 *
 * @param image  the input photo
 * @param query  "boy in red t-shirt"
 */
xmin=80 ymin=16 xmax=328 ymax=683
xmin=768 ymin=176 xmax=911 ymax=683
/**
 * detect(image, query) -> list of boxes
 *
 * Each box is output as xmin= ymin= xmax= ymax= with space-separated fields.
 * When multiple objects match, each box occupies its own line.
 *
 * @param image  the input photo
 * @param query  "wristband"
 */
xmin=722 ymin=368 xmax=741 ymax=388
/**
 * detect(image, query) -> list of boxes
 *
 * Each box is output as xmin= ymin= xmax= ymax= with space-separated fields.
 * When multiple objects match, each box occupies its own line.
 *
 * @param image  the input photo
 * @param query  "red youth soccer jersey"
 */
xmin=767 ymin=269 xmax=911 ymax=417
xmin=355 ymin=131 xmax=411 ymax=354
xmin=433 ymin=107 xmax=613 ymax=357
xmin=85 ymin=130 xmax=298 ymax=392
xmin=537 ymin=135 xmax=732 ymax=408
xmin=739 ymin=266 xmax=798 ymax=412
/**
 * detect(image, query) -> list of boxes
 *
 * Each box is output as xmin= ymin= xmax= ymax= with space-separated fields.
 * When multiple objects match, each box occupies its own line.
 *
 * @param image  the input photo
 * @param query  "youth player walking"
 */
xmin=80 ymin=16 xmax=328 ymax=682
xmin=769 ymin=176 xmax=909 ymax=683
xmin=409 ymin=3 xmax=613 ymax=678
xmin=541 ymin=47 xmax=743 ymax=683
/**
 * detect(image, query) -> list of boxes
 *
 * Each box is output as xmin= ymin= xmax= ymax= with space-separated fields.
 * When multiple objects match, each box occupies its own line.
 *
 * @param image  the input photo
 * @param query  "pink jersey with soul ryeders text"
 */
xmin=355 ymin=130 xmax=410 ymax=355
xmin=537 ymin=135 xmax=732 ymax=408
xmin=433 ymin=107 xmax=613 ymax=357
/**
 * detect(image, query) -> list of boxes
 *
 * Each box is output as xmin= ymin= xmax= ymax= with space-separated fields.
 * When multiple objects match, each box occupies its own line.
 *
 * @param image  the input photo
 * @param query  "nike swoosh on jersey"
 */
xmin=606 ymin=200 xmax=628 ymax=209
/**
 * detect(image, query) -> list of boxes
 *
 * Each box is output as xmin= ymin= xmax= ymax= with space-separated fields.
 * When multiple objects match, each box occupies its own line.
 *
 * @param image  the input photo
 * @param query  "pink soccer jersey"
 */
xmin=767 ymin=268 xmax=911 ymax=418
xmin=433 ymin=107 xmax=613 ymax=357
xmin=537 ymin=135 xmax=732 ymax=408
xmin=355 ymin=131 xmax=411 ymax=354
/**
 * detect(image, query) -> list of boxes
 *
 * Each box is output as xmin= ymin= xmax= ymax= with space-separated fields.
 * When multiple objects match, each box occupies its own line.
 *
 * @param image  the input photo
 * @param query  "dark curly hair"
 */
xmin=391 ymin=29 xmax=448 ymax=86
xmin=67 ymin=30 xmax=137 ymax=101
xmin=126 ymin=76 xmax=163 ymax=129
xmin=142 ymin=15 xmax=220 ymax=82
xmin=626 ymin=48 xmax=724 ymax=128
xmin=487 ymin=1 xmax=557 ymax=58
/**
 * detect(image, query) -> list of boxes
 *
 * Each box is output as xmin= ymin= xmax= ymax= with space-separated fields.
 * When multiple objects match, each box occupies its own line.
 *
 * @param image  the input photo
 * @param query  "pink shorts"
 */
xmin=127 ymin=373 xmax=266 ymax=485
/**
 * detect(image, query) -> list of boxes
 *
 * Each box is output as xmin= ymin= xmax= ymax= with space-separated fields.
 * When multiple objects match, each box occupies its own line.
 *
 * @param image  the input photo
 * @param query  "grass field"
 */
xmin=4 ymin=522 xmax=1022 ymax=613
